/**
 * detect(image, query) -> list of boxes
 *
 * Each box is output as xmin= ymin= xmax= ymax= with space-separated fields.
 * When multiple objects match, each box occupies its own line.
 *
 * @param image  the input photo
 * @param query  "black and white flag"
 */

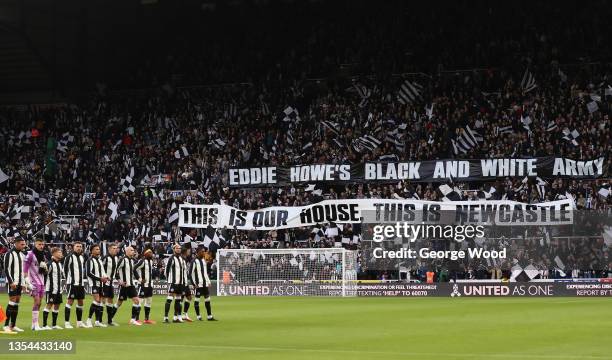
xmin=174 ymin=146 xmax=189 ymax=159
xmin=225 ymin=103 xmax=237 ymax=119
xmin=321 ymin=121 xmax=341 ymax=136
xmin=536 ymin=177 xmax=548 ymax=200
xmin=521 ymin=115 xmax=533 ymax=132
xmin=562 ymin=128 xmax=580 ymax=146
xmin=260 ymin=101 xmax=270 ymax=116
xmin=425 ymin=103 xmax=434 ymax=119
xmin=0 ymin=167 xmax=9 ymax=184
xmin=87 ymin=231 xmax=100 ymax=244
xmin=350 ymin=83 xmax=371 ymax=107
xmin=520 ymin=69 xmax=537 ymax=93
xmin=597 ymin=185 xmax=610 ymax=198
xmin=164 ymin=117 xmax=178 ymax=129
xmin=202 ymin=225 xmax=226 ymax=251
xmin=385 ymin=128 xmax=405 ymax=152
xmin=106 ymin=201 xmax=118 ymax=221
xmin=397 ymin=80 xmax=423 ymax=105
xmin=586 ymin=101 xmax=599 ymax=113
xmin=8 ymin=203 xmax=30 ymax=220
xmin=120 ymin=167 xmax=135 ymax=192
xmin=168 ymin=202 xmax=179 ymax=224
xmin=209 ymin=139 xmax=226 ymax=150
xmin=353 ymin=135 xmax=382 ymax=152
xmin=287 ymin=130 xmax=294 ymax=145
xmin=282 ymin=106 xmax=301 ymax=123
xmin=439 ymin=184 xmax=462 ymax=202
xmin=451 ymin=126 xmax=483 ymax=155
xmin=26 ymin=187 xmax=46 ymax=208
xmin=494 ymin=125 xmax=513 ymax=136
xmin=56 ymin=132 xmax=75 ymax=153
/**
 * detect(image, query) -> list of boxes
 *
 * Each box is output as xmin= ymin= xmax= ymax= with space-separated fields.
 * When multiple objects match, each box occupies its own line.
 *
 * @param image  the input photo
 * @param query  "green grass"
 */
xmin=3 ymin=296 xmax=612 ymax=360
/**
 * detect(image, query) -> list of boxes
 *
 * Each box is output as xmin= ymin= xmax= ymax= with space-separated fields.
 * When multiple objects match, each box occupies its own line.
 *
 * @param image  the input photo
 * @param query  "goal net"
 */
xmin=217 ymin=248 xmax=358 ymax=297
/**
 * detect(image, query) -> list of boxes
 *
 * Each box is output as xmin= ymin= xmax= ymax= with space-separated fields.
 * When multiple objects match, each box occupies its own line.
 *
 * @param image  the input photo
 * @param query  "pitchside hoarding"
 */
xmin=2 ymin=280 xmax=610 ymax=297
xmin=218 ymin=281 xmax=612 ymax=297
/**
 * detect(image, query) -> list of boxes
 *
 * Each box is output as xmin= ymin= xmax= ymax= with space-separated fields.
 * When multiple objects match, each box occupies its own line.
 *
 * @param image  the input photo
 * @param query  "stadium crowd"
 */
xmin=1 ymin=0 xmax=611 ymax=281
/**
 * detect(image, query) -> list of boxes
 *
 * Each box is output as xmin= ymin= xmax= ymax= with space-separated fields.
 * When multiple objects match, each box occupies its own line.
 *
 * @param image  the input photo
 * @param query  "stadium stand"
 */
xmin=0 ymin=0 xmax=611 ymax=282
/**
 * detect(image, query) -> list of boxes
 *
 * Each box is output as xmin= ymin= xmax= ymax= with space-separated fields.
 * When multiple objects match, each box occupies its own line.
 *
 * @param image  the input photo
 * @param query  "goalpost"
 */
xmin=217 ymin=248 xmax=358 ymax=297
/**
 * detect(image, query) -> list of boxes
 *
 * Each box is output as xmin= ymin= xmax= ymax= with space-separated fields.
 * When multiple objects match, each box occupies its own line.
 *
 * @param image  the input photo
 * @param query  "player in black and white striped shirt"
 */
xmin=3 ymin=238 xmax=27 ymax=333
xmin=180 ymin=247 xmax=194 ymax=322
xmin=163 ymin=244 xmax=187 ymax=323
xmin=42 ymin=247 xmax=64 ymax=330
xmin=115 ymin=246 xmax=142 ymax=326
xmin=134 ymin=249 xmax=155 ymax=324
xmin=189 ymin=247 xmax=216 ymax=321
xmin=63 ymin=242 xmax=87 ymax=329
xmin=85 ymin=244 xmax=109 ymax=328
xmin=102 ymin=243 xmax=120 ymax=326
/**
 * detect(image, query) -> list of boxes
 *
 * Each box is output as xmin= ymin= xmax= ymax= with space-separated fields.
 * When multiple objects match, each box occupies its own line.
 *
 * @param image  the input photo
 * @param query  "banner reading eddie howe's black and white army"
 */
xmin=179 ymin=198 xmax=574 ymax=230
xmin=228 ymin=156 xmax=606 ymax=186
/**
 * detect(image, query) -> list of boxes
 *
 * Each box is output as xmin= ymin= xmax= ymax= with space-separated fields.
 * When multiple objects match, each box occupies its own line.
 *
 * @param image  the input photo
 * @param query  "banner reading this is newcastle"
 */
xmin=228 ymin=157 xmax=606 ymax=187
xmin=179 ymin=198 xmax=573 ymax=230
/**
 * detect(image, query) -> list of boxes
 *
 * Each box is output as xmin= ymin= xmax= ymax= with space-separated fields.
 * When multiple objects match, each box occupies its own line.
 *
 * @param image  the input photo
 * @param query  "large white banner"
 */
xmin=179 ymin=199 xmax=574 ymax=230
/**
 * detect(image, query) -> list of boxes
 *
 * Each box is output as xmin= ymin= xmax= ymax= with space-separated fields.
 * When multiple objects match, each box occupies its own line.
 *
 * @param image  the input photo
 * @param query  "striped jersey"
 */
xmin=134 ymin=258 xmax=154 ymax=288
xmin=64 ymin=253 xmax=86 ymax=286
xmin=86 ymin=255 xmax=107 ymax=287
xmin=189 ymin=258 xmax=210 ymax=288
xmin=165 ymin=255 xmax=186 ymax=285
xmin=116 ymin=256 xmax=137 ymax=287
xmin=103 ymin=255 xmax=120 ymax=282
xmin=4 ymin=249 xmax=26 ymax=286
xmin=45 ymin=259 xmax=64 ymax=294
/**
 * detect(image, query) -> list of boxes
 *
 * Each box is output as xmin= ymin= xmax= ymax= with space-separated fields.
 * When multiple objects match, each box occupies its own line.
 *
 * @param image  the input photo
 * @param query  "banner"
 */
xmin=179 ymin=198 xmax=574 ymax=230
xmin=218 ymin=281 xmax=612 ymax=297
xmin=228 ymin=157 xmax=606 ymax=186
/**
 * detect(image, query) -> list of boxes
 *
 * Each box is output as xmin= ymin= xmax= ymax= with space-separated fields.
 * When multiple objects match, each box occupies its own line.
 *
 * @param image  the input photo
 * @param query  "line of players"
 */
xmin=3 ymin=237 xmax=215 ymax=333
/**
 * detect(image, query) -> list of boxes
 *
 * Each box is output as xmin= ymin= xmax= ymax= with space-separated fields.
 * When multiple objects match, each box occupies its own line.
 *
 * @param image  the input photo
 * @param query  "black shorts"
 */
xmin=195 ymin=286 xmax=210 ymax=298
xmin=183 ymin=285 xmax=192 ymax=297
xmin=8 ymin=285 xmax=22 ymax=297
xmin=90 ymin=286 xmax=103 ymax=295
xmin=102 ymin=285 xmax=114 ymax=299
xmin=45 ymin=292 xmax=63 ymax=305
xmin=118 ymin=286 xmax=137 ymax=301
xmin=138 ymin=286 xmax=153 ymax=298
xmin=67 ymin=285 xmax=85 ymax=300
xmin=167 ymin=284 xmax=184 ymax=295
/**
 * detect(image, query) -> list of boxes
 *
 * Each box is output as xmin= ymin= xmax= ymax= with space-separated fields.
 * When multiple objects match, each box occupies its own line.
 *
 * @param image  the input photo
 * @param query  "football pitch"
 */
xmin=3 ymin=296 xmax=612 ymax=360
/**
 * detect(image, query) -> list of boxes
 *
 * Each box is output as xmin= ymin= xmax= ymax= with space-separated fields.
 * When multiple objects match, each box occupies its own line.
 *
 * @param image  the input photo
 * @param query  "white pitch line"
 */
xmin=80 ymin=341 xmax=612 ymax=359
